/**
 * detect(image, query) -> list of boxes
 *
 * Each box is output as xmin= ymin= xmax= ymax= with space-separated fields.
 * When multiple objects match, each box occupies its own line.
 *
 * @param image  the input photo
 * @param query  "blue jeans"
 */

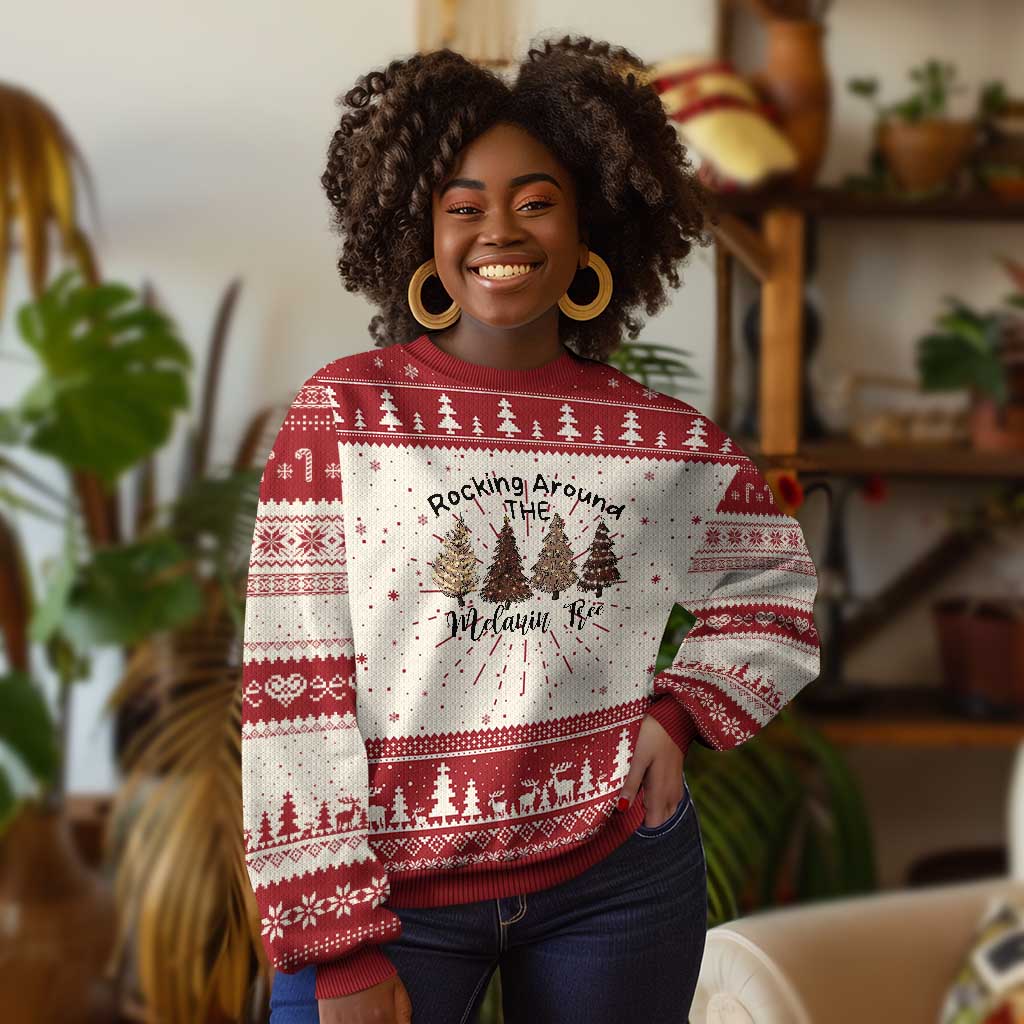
xmin=269 ymin=781 xmax=707 ymax=1023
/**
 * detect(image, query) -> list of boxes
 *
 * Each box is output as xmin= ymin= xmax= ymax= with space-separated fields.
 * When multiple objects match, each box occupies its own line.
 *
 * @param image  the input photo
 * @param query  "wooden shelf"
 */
xmin=736 ymin=437 xmax=1024 ymax=479
xmin=712 ymin=186 xmax=1024 ymax=222
xmin=798 ymin=685 xmax=1024 ymax=748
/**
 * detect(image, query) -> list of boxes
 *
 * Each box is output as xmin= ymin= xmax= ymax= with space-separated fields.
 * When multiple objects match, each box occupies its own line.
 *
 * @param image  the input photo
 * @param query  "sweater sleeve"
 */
xmin=241 ymin=367 xmax=403 ymax=1000
xmin=648 ymin=426 xmax=821 ymax=754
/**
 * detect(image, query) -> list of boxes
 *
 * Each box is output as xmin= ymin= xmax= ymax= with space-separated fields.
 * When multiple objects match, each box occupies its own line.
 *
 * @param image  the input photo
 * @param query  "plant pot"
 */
xmin=752 ymin=18 xmax=832 ymax=189
xmin=0 ymin=802 xmax=118 ymax=1023
xmin=933 ymin=597 xmax=1024 ymax=717
xmin=878 ymin=119 xmax=977 ymax=193
xmin=968 ymin=394 xmax=1024 ymax=451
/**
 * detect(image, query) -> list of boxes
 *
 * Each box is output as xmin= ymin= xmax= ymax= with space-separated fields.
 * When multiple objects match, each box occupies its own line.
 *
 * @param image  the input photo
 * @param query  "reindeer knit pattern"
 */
xmin=241 ymin=333 xmax=821 ymax=999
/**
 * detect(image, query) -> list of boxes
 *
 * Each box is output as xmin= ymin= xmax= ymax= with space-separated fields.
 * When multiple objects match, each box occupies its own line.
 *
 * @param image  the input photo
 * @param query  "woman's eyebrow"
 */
xmin=439 ymin=172 xmax=562 ymax=196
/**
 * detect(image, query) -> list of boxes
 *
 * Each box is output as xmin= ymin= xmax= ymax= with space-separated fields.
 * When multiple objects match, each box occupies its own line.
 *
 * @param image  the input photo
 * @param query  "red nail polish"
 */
xmin=616 ymin=797 xmax=630 ymax=812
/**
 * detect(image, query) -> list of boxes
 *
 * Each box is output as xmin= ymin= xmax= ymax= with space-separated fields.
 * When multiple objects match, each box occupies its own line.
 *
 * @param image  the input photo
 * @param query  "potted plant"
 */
xmin=0 ymin=269 xmax=195 ymax=1023
xmin=975 ymin=80 xmax=1024 ymax=200
xmin=916 ymin=257 xmax=1024 ymax=451
xmin=932 ymin=482 xmax=1024 ymax=719
xmin=848 ymin=59 xmax=978 ymax=195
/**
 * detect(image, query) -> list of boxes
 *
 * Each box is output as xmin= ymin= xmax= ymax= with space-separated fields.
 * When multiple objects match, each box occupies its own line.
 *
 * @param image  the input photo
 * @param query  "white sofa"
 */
xmin=690 ymin=746 xmax=1024 ymax=1023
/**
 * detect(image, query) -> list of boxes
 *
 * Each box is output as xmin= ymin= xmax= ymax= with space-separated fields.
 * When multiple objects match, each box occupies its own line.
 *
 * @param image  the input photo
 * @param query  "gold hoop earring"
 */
xmin=558 ymin=251 xmax=613 ymax=321
xmin=408 ymin=258 xmax=461 ymax=329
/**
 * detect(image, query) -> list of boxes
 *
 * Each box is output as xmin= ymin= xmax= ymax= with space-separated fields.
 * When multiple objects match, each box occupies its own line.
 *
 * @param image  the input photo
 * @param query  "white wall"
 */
xmin=2 ymin=0 xmax=1022 ymax=887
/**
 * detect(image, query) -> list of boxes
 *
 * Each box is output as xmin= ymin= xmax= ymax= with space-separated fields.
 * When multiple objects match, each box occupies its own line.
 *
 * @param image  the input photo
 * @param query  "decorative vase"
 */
xmin=0 ymin=802 xmax=118 ymax=1023
xmin=753 ymin=18 xmax=832 ymax=189
xmin=877 ymin=119 xmax=977 ymax=194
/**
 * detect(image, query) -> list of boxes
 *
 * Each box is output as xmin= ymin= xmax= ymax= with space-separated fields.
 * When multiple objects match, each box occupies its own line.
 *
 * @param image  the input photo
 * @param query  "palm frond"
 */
xmin=104 ymin=609 xmax=258 ymax=1023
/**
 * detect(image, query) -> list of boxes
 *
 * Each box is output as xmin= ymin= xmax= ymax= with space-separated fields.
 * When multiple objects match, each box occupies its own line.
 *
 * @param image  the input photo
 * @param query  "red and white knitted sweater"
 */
xmin=241 ymin=332 xmax=820 ymax=999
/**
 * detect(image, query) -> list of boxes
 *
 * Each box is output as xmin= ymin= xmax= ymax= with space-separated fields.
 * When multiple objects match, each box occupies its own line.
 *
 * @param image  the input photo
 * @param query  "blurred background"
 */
xmin=1 ymin=1 xmax=1023 ymax=1021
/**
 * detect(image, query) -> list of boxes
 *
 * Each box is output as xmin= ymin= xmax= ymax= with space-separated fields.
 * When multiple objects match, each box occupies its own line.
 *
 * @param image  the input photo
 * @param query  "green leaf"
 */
xmin=0 ymin=765 xmax=15 ymax=830
xmin=0 ymin=409 xmax=27 ymax=445
xmin=12 ymin=267 xmax=192 ymax=486
xmin=29 ymin=518 xmax=79 ymax=644
xmin=847 ymin=77 xmax=878 ymax=98
xmin=168 ymin=466 xmax=262 ymax=582
xmin=917 ymin=330 xmax=1005 ymax=399
xmin=0 ymin=671 xmax=59 ymax=788
xmin=62 ymin=535 xmax=204 ymax=648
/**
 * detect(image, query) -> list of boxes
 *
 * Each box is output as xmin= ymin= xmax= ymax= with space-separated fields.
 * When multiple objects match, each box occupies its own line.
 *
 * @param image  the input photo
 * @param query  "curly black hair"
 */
xmin=320 ymin=33 xmax=710 ymax=362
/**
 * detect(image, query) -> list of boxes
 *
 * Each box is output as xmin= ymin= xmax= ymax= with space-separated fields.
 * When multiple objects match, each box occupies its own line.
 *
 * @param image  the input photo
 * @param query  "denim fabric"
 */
xmin=269 ymin=781 xmax=707 ymax=1024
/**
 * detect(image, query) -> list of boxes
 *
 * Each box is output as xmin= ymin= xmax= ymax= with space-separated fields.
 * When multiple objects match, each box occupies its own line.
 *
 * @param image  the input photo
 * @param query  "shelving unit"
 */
xmin=736 ymin=436 xmax=1024 ymax=480
xmin=708 ymin=15 xmax=1024 ymax=749
xmin=800 ymin=686 xmax=1024 ymax=749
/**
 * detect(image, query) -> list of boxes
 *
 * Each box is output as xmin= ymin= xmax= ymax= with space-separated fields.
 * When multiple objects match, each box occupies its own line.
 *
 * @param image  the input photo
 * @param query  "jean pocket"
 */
xmin=633 ymin=784 xmax=691 ymax=838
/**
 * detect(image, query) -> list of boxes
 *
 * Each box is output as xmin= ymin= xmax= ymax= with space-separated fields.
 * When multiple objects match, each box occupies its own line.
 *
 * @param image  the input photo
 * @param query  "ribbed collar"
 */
xmin=403 ymin=333 xmax=586 ymax=391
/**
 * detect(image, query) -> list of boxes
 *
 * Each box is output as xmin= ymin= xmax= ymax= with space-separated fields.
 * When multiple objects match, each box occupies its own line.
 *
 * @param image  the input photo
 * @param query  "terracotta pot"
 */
xmin=753 ymin=18 xmax=832 ymax=189
xmin=0 ymin=803 xmax=118 ymax=1023
xmin=878 ymin=119 xmax=977 ymax=193
xmin=934 ymin=597 xmax=1024 ymax=717
xmin=966 ymin=352 xmax=1024 ymax=448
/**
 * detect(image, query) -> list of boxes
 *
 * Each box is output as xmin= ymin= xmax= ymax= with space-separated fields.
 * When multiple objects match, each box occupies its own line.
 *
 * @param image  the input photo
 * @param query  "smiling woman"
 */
xmin=242 ymin=33 xmax=782 ymax=1024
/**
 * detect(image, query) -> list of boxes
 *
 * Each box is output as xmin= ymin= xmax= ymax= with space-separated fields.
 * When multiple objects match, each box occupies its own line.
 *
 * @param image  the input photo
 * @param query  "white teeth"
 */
xmin=474 ymin=263 xmax=538 ymax=279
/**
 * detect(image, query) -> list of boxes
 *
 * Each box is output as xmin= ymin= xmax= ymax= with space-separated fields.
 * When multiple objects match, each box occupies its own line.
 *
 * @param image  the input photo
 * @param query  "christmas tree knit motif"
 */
xmin=530 ymin=512 xmax=579 ymax=600
xmin=480 ymin=514 xmax=533 ymax=605
xmin=430 ymin=514 xmax=479 ymax=607
xmin=578 ymin=518 xmax=624 ymax=599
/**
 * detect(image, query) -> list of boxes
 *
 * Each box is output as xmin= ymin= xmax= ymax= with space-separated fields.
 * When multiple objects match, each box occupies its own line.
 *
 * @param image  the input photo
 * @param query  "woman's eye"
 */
xmin=446 ymin=200 xmax=552 ymax=215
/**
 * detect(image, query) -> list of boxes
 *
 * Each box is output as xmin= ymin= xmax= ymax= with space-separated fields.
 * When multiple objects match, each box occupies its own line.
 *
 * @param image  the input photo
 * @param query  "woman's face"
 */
xmin=430 ymin=122 xmax=584 ymax=330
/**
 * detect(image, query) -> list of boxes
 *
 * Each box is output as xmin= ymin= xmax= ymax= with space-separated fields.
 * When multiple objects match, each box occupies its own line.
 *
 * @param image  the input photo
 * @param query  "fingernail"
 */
xmin=616 ymin=796 xmax=630 ymax=812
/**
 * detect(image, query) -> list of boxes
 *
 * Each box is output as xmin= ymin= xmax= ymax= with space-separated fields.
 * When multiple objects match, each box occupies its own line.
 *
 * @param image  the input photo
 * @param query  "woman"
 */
xmin=243 ymin=34 xmax=820 ymax=1024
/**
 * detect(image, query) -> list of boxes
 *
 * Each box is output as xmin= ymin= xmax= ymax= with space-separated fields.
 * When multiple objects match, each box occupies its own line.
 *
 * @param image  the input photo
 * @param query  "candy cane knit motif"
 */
xmin=240 ymin=333 xmax=820 ymax=999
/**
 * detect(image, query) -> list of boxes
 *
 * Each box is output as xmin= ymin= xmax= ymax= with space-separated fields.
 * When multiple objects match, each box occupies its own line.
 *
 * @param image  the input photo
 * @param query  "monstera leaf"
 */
xmin=0 ymin=671 xmax=59 ymax=828
xmin=13 ymin=267 xmax=191 ymax=486
xmin=60 ymin=536 xmax=204 ymax=650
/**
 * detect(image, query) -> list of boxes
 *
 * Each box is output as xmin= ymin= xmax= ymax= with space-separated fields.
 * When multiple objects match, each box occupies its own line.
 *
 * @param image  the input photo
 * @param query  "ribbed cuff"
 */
xmin=314 ymin=946 xmax=398 ymax=1000
xmin=647 ymin=695 xmax=699 ymax=755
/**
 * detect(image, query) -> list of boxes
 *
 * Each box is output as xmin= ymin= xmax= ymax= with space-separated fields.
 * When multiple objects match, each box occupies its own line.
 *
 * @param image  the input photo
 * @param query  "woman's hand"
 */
xmin=319 ymin=974 xmax=412 ymax=1024
xmin=617 ymin=712 xmax=685 ymax=828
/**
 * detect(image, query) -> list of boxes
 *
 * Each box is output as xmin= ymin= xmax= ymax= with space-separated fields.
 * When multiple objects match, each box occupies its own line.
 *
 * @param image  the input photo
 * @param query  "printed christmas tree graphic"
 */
xmin=557 ymin=403 xmax=581 ymax=442
xmin=496 ymin=397 xmax=521 ymax=438
xmin=278 ymin=791 xmax=301 ymax=840
xmin=390 ymin=786 xmax=410 ymax=827
xmin=480 ymin=514 xmax=533 ymax=604
xmin=378 ymin=389 xmax=403 ymax=431
xmin=683 ymin=415 xmax=708 ymax=450
xmin=530 ymin=512 xmax=578 ymax=600
xmin=618 ymin=409 xmax=642 ymax=446
xmin=578 ymin=518 xmax=623 ymax=598
xmin=428 ymin=761 xmax=459 ymax=825
xmin=437 ymin=393 xmax=462 ymax=434
xmin=430 ymin=514 xmax=479 ymax=607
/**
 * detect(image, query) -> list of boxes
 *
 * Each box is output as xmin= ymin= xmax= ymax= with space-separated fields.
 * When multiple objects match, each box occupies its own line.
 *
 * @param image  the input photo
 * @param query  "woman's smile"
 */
xmin=466 ymin=259 xmax=544 ymax=291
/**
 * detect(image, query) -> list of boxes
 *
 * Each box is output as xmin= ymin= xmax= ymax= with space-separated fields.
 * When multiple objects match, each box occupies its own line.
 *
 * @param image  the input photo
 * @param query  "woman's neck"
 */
xmin=428 ymin=314 xmax=565 ymax=371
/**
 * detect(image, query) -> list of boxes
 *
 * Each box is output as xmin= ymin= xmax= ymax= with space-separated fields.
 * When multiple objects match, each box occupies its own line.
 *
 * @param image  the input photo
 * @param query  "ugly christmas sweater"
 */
xmin=241 ymin=332 xmax=820 ymax=999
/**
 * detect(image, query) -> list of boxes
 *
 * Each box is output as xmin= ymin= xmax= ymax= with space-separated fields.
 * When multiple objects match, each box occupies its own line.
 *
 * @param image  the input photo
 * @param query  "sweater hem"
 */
xmin=385 ymin=796 xmax=649 ymax=907
xmin=315 ymin=945 xmax=398 ymax=1000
